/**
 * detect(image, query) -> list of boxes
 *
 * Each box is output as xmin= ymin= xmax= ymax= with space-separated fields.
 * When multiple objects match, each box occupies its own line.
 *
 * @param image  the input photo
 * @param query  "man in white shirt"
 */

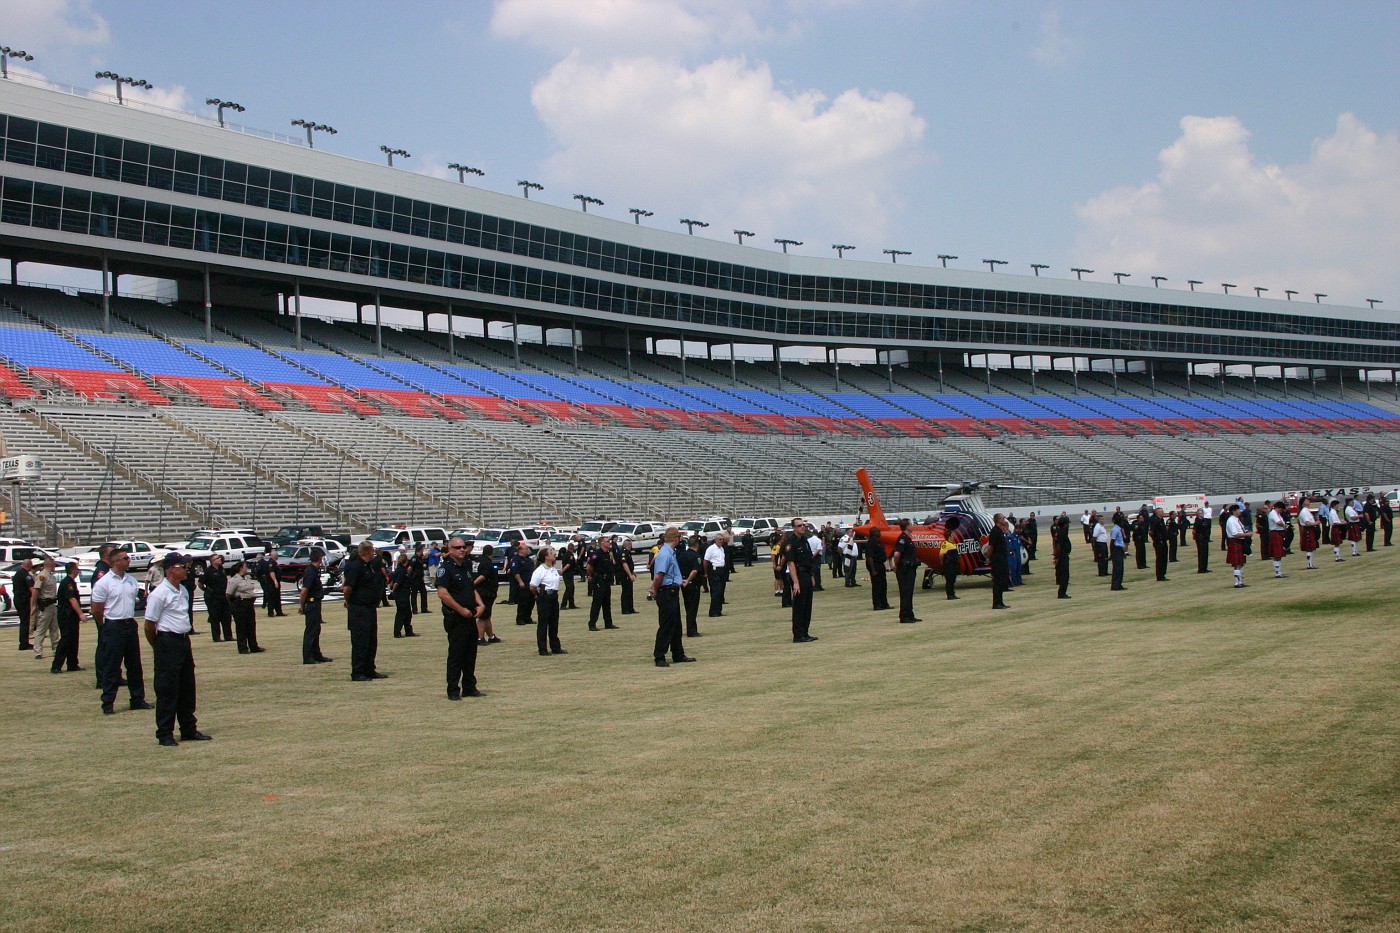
xmin=1344 ymin=500 xmax=1363 ymax=557
xmin=1296 ymin=497 xmax=1320 ymax=570
xmin=91 ymin=548 xmax=152 ymax=716
xmin=1224 ymin=504 xmax=1251 ymax=588
xmin=807 ymin=529 xmax=825 ymax=591
xmin=1091 ymin=514 xmax=1110 ymax=577
xmin=839 ymin=532 xmax=861 ymax=587
xmin=703 ymin=534 xmax=729 ymax=618
xmin=1080 ymin=510 xmax=1092 ymax=543
xmin=1265 ymin=502 xmax=1288 ymax=578
xmin=143 ymin=553 xmax=210 ymax=747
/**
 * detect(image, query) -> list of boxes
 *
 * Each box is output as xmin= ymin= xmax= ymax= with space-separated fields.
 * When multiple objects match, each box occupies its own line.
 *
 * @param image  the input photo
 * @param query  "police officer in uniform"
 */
xmin=786 ymin=518 xmax=818 ymax=643
xmin=1149 ymin=507 xmax=1171 ymax=581
xmin=201 ymin=554 xmax=232 ymax=643
xmin=52 ymin=561 xmax=87 ymax=673
xmin=989 ymin=514 xmax=1011 ymax=609
xmin=891 ymin=518 xmax=920 ymax=623
xmin=90 ymin=549 xmax=152 ymax=715
xmin=1131 ymin=511 xmax=1149 ymax=570
xmin=703 ymin=534 xmax=729 ymax=618
xmin=677 ymin=534 xmax=704 ymax=638
xmin=649 ymin=527 xmax=694 ymax=667
xmin=437 ymin=536 xmax=484 ymax=700
xmin=865 ymin=527 xmax=891 ymax=610
xmin=1194 ymin=508 xmax=1212 ymax=573
xmin=409 ymin=544 xmax=429 ymax=614
xmin=559 ymin=542 xmax=579 ymax=610
xmin=587 ymin=537 xmax=621 ymax=630
xmin=13 ymin=557 xmax=34 ymax=652
xmin=1052 ymin=514 xmax=1072 ymax=599
xmin=618 ymin=539 xmax=639 ymax=614
xmin=255 ymin=547 xmax=285 ymax=617
xmin=299 ymin=549 xmax=332 ymax=664
xmin=472 ymin=543 xmax=501 ymax=645
xmin=511 ymin=542 xmax=536 ymax=626
xmin=341 ymin=542 xmax=387 ymax=682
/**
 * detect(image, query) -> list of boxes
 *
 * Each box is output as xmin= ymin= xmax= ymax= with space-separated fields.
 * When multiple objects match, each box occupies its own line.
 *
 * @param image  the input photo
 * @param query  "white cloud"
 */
xmin=0 ymin=0 xmax=109 ymax=49
xmin=490 ymin=0 xmax=778 ymax=55
xmin=1074 ymin=113 xmax=1400 ymax=305
xmin=87 ymin=81 xmax=191 ymax=113
xmin=1031 ymin=8 xmax=1080 ymax=66
xmin=529 ymin=53 xmax=925 ymax=246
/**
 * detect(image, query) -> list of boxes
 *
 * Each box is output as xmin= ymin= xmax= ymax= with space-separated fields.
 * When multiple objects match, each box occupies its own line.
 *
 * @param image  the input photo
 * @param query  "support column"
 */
xmin=422 ymin=308 xmax=429 ymax=333
xmin=680 ymin=338 xmax=687 ymax=384
xmin=571 ymin=317 xmax=578 ymax=374
xmin=1147 ymin=358 xmax=1155 ymax=396
xmin=8 ymin=259 xmax=16 ymax=286
xmin=1338 ymin=366 xmax=1344 ymax=400
xmin=938 ymin=354 xmax=945 ymax=393
xmin=356 ymin=302 xmax=363 ymax=325
xmin=1365 ymin=369 xmax=1372 ymax=400
xmin=730 ymin=343 xmax=736 ymax=386
xmin=985 ymin=358 xmax=991 ymax=393
xmin=1186 ymin=361 xmax=1192 ymax=397
xmin=1071 ymin=360 xmax=1079 ymax=394
xmin=512 ymin=311 xmax=520 ymax=365
xmin=202 ymin=265 xmax=212 ymax=342
xmin=1281 ymin=366 xmax=1288 ymax=398
xmin=447 ymin=304 xmax=455 ymax=358
xmin=887 ymin=351 xmax=894 ymax=393
xmin=293 ymin=279 xmax=302 ymax=351
xmin=1030 ymin=358 xmax=1038 ymax=393
xmin=374 ymin=291 xmax=383 ymax=357
xmin=774 ymin=344 xmax=782 ymax=389
xmin=101 ymin=254 xmax=111 ymax=335
xmin=1111 ymin=361 xmax=1119 ymax=396
xmin=1251 ymin=364 xmax=1258 ymax=397
xmin=833 ymin=347 xmax=840 ymax=390
xmin=625 ymin=327 xmax=633 ymax=380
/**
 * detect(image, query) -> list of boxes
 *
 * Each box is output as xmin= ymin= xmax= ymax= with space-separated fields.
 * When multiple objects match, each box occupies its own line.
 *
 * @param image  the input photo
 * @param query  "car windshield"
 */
xmin=272 ymin=527 xmax=302 ymax=538
xmin=612 ymin=523 xmax=640 ymax=534
xmin=186 ymin=538 xmax=214 ymax=550
xmin=579 ymin=521 xmax=615 ymax=534
xmin=733 ymin=520 xmax=755 ymax=529
xmin=277 ymin=547 xmax=304 ymax=558
xmin=680 ymin=521 xmax=705 ymax=532
xmin=476 ymin=529 xmax=504 ymax=540
xmin=367 ymin=529 xmax=401 ymax=543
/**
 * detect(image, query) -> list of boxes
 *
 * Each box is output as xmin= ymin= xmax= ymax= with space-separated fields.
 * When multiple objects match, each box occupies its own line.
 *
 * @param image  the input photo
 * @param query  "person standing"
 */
xmin=559 ymin=542 xmax=579 ymax=611
xmin=409 ymin=544 xmax=429 ymax=614
xmin=511 ymin=542 xmax=536 ymax=626
xmin=1149 ymin=508 xmax=1170 ymax=581
xmin=30 ymin=556 xmax=60 ymax=661
xmin=1363 ymin=494 xmax=1380 ymax=552
xmin=677 ymin=534 xmax=704 ymax=638
xmin=143 ymin=554 xmax=211 ymax=747
xmin=437 ymin=536 xmax=483 ymax=700
xmin=1109 ymin=516 xmax=1127 ymax=591
xmin=472 ymin=543 xmax=501 ymax=645
xmin=1327 ymin=499 xmax=1347 ymax=561
xmin=1266 ymin=501 xmax=1289 ymax=578
xmin=1379 ymin=495 xmax=1394 ymax=547
xmin=618 ymin=539 xmax=639 ymax=614
xmin=1194 ymin=506 xmax=1212 ymax=573
xmin=226 ymin=561 xmax=264 ymax=654
xmin=988 ymin=514 xmax=1011 ymax=610
xmin=201 ymin=554 xmax=232 ymax=643
xmin=1131 ymin=512 xmax=1149 ymax=570
xmin=786 ymin=519 xmax=818 ymax=643
xmin=1080 ymin=509 xmax=1093 ymax=543
xmin=649 ymin=527 xmax=693 ymax=666
xmin=866 ymin=526 xmax=892 ymax=610
xmin=1052 ymin=515 xmax=1072 ymax=599
xmin=254 ymin=547 xmax=284 ymax=618
xmin=13 ymin=557 xmax=34 ymax=652
xmin=52 ymin=561 xmax=87 ymax=673
xmin=391 ymin=553 xmax=418 ymax=638
xmin=1225 ymin=504 xmax=1251 ymax=588
xmin=342 ymin=542 xmax=387 ymax=682
xmin=703 ymin=534 xmax=729 ymax=618
xmin=587 ymin=536 xmax=620 ymax=630
xmin=1344 ymin=499 xmax=1364 ymax=558
xmin=299 ymin=549 xmax=332 ymax=664
xmin=839 ymin=531 xmax=860 ymax=587
xmin=530 ymin=548 xmax=566 ymax=657
xmin=808 ymin=527 xmax=825 ymax=592
xmin=1296 ymin=497 xmax=1320 ymax=570
xmin=90 ymin=549 xmax=152 ymax=715
xmin=891 ymin=518 xmax=920 ymax=623
xmin=1091 ymin=513 xmax=1109 ymax=577
xmin=1166 ymin=513 xmax=1179 ymax=563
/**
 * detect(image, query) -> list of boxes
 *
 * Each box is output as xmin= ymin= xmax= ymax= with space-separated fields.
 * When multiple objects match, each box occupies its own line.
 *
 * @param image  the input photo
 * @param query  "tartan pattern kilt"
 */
xmin=1330 ymin=525 xmax=1347 ymax=545
xmin=1226 ymin=538 xmax=1248 ymax=567
xmin=1299 ymin=525 xmax=1320 ymax=552
xmin=1347 ymin=522 xmax=1364 ymax=542
xmin=1264 ymin=534 xmax=1286 ymax=559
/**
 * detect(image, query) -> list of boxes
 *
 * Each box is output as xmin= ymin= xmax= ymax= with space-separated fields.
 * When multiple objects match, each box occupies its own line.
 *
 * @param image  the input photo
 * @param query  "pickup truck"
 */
xmin=266 ymin=525 xmax=352 ymax=549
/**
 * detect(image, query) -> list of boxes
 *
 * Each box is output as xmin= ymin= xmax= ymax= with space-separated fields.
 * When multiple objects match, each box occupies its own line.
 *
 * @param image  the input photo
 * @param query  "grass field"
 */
xmin=2 ymin=545 xmax=1397 ymax=932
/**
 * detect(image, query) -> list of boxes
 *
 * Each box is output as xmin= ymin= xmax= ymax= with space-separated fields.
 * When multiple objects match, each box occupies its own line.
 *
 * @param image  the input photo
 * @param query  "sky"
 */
xmin=3 ymin=0 xmax=1399 ymax=311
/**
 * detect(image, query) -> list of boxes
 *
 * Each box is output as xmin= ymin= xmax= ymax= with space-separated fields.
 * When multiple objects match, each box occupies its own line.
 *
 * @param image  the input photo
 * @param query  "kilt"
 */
xmin=1347 ymin=522 xmax=1364 ymax=542
xmin=1299 ymin=525 xmax=1320 ymax=552
xmin=1330 ymin=525 xmax=1347 ymax=545
xmin=1226 ymin=538 xmax=1248 ymax=568
xmin=1264 ymin=534 xmax=1285 ymax=559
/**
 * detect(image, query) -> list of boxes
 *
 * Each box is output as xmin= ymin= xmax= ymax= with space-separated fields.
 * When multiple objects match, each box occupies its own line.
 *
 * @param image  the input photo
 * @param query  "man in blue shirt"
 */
xmin=1109 ymin=516 xmax=1128 ymax=591
xmin=648 ymin=527 xmax=694 ymax=668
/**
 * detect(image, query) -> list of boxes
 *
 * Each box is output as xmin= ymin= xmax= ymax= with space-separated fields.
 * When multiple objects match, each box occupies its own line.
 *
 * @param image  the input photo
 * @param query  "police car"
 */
xmin=363 ymin=525 xmax=450 ymax=556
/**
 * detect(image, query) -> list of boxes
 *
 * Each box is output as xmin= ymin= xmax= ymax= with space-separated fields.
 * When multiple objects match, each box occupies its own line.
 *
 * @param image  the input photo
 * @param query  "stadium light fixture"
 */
xmin=95 ymin=70 xmax=152 ymax=105
xmin=1367 ymin=299 xmax=1383 ymax=309
xmin=1 ymin=47 xmax=34 ymax=80
xmin=833 ymin=244 xmax=855 ymax=258
xmin=1284 ymin=290 xmax=1298 ymax=300
xmin=1187 ymin=279 xmax=1202 ymax=291
xmin=291 ymin=119 xmax=337 ymax=148
xmin=573 ymin=194 xmax=604 ymax=213
xmin=1221 ymin=283 xmax=1235 ymax=294
xmin=447 ymin=163 xmax=484 ymax=183
xmin=517 ymin=180 xmax=543 ymax=198
xmin=734 ymin=230 xmax=755 ymax=245
xmin=884 ymin=249 xmax=912 ymax=264
xmin=1070 ymin=267 xmax=1093 ymax=280
xmin=629 ymin=208 xmax=654 ymax=225
xmin=983 ymin=259 xmax=1008 ymax=273
xmin=679 ymin=219 xmax=709 ymax=235
xmin=1254 ymin=287 xmax=1268 ymax=298
xmin=1030 ymin=263 xmax=1048 ymax=276
xmin=1113 ymin=272 xmax=1130 ymax=284
xmin=205 ymin=98 xmax=245 ymax=128
xmin=1314 ymin=293 xmax=1327 ymax=303
xmin=380 ymin=146 xmax=410 ymax=167
xmin=937 ymin=254 xmax=957 ymax=268
xmin=774 ymin=238 xmax=803 ymax=254
xmin=1151 ymin=276 xmax=1167 ymax=287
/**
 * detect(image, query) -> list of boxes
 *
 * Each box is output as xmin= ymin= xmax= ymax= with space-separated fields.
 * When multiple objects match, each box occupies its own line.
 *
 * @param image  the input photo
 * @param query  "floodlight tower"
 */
xmin=1070 ymin=267 xmax=1093 ymax=280
xmin=95 ymin=70 xmax=152 ymax=104
xmin=774 ymin=238 xmax=803 ymax=254
xmin=983 ymin=259 xmax=1007 ymax=273
xmin=573 ymin=194 xmax=604 ymax=213
xmin=205 ymin=98 xmax=245 ymax=127
xmin=291 ymin=119 xmax=337 ymax=148
xmin=517 ymin=180 xmax=543 ymax=198
xmin=628 ymin=208 xmax=653 ymax=225
xmin=1030 ymin=263 xmax=1048 ymax=276
xmin=884 ymin=249 xmax=911 ymax=264
xmin=1151 ymin=276 xmax=1167 ymax=287
xmin=679 ymin=219 xmax=708 ymax=235
xmin=833 ymin=244 xmax=855 ymax=258
xmin=380 ymin=146 xmax=410 ymax=167
xmin=1 ymin=46 xmax=34 ymax=79
xmin=937 ymin=254 xmax=957 ymax=268
xmin=448 ymin=163 xmax=484 ymax=183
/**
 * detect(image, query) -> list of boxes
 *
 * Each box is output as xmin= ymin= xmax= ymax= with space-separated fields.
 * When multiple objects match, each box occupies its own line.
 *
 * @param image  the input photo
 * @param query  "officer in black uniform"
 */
xmin=989 ymin=514 xmax=1011 ymax=609
xmin=201 ymin=554 xmax=232 ymax=643
xmin=677 ymin=534 xmax=704 ymax=638
xmin=1149 ymin=507 xmax=1171 ymax=581
xmin=299 ymin=549 xmax=332 ymax=664
xmin=254 ymin=547 xmax=285 ymax=617
xmin=1052 ymin=515 xmax=1072 ymax=599
xmin=341 ymin=542 xmax=387 ymax=682
xmin=891 ymin=518 xmax=920 ymax=623
xmin=1131 ymin=511 xmax=1149 ymax=570
xmin=1193 ymin=508 xmax=1212 ymax=573
xmin=510 ymin=542 xmax=536 ymax=626
xmin=786 ymin=518 xmax=818 ymax=643
xmin=53 ymin=561 xmax=86 ymax=673
xmin=618 ymin=539 xmax=639 ymax=614
xmin=472 ymin=544 xmax=501 ymax=645
xmin=13 ymin=558 xmax=34 ymax=652
xmin=865 ymin=527 xmax=891 ymax=610
xmin=408 ymin=544 xmax=429 ymax=614
xmin=437 ymin=536 xmax=484 ymax=700
xmin=587 ymin=537 xmax=621 ymax=630
xmin=1166 ymin=513 xmax=1179 ymax=563
xmin=559 ymin=543 xmax=579 ymax=610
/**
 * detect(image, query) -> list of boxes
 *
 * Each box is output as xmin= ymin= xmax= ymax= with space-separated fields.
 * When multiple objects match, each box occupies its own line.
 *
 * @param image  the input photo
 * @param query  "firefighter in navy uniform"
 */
xmin=438 ymin=536 xmax=484 ymax=700
xmin=299 ymin=549 xmax=332 ymax=664
xmin=786 ymin=519 xmax=818 ymax=643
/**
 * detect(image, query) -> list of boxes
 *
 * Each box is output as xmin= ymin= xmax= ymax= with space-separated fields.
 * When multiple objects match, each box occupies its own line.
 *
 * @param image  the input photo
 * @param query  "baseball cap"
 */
xmin=162 ymin=553 xmax=191 ymax=570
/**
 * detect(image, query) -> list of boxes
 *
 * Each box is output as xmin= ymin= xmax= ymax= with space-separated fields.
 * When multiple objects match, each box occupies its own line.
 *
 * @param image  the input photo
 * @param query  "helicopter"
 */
xmin=852 ymin=468 xmax=1081 ymax=577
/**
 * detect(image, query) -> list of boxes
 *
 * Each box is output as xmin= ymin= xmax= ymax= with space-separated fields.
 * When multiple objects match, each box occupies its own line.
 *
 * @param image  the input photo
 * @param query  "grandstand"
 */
xmin=1 ymin=77 xmax=1398 ymax=544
